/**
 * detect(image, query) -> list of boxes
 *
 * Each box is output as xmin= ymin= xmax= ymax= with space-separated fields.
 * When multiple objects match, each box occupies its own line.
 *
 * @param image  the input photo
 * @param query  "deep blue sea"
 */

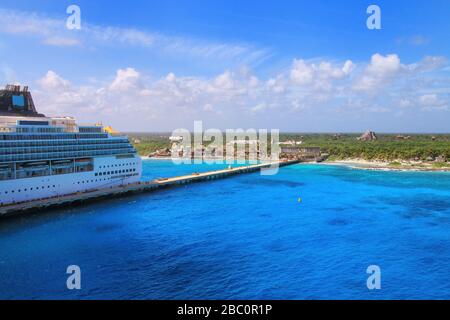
xmin=1 ymin=160 xmax=449 ymax=300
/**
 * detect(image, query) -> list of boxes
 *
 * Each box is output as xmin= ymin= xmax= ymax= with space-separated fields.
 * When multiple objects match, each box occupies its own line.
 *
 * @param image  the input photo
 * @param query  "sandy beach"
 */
xmin=323 ymin=159 xmax=450 ymax=172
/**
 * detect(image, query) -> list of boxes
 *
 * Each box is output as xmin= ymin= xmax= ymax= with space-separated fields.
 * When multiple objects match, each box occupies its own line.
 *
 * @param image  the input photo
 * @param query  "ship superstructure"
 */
xmin=0 ymin=85 xmax=141 ymax=206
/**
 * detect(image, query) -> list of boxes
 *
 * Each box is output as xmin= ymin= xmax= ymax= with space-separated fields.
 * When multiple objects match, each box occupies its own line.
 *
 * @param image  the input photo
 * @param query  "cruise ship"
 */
xmin=0 ymin=85 xmax=142 ymax=206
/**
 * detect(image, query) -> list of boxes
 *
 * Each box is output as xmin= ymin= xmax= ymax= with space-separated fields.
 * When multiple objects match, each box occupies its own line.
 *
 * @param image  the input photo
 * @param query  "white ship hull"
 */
xmin=0 ymin=155 xmax=142 ymax=206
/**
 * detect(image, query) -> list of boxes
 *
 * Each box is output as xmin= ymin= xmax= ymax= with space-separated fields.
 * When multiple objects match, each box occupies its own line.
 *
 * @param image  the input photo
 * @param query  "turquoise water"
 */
xmin=0 ymin=160 xmax=449 ymax=299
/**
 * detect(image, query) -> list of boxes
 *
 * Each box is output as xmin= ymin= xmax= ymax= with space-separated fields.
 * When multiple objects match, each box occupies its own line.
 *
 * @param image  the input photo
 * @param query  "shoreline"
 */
xmin=322 ymin=159 xmax=450 ymax=172
xmin=141 ymin=156 xmax=450 ymax=172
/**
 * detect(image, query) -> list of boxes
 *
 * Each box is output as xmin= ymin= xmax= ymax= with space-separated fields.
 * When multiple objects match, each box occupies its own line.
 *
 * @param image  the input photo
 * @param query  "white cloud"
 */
xmin=0 ymin=8 xmax=270 ymax=64
xmin=0 ymin=9 xmax=60 ymax=36
xmin=397 ymin=35 xmax=430 ymax=46
xmin=290 ymin=59 xmax=354 ymax=89
xmin=109 ymin=68 xmax=143 ymax=91
xmin=352 ymin=53 xmax=446 ymax=93
xmin=290 ymin=60 xmax=314 ymax=85
xmin=411 ymin=56 xmax=447 ymax=72
xmin=419 ymin=94 xmax=448 ymax=111
xmin=266 ymin=76 xmax=285 ymax=94
xmin=353 ymin=54 xmax=403 ymax=91
xmin=43 ymin=36 xmax=81 ymax=47
xmin=38 ymin=71 xmax=71 ymax=90
xmin=251 ymin=103 xmax=267 ymax=113
xmin=86 ymin=25 xmax=154 ymax=47
xmin=203 ymin=104 xmax=214 ymax=112
xmin=399 ymin=98 xmax=413 ymax=108
xmin=409 ymin=35 xmax=429 ymax=46
xmin=31 ymin=52 xmax=449 ymax=130
xmin=214 ymin=71 xmax=235 ymax=90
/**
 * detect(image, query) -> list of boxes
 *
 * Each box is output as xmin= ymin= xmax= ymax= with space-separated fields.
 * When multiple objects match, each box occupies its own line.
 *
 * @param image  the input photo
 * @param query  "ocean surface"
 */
xmin=0 ymin=160 xmax=449 ymax=299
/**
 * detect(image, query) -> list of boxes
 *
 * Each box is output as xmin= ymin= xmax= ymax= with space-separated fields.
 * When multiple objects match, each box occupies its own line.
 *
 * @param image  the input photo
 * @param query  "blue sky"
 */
xmin=0 ymin=0 xmax=449 ymax=132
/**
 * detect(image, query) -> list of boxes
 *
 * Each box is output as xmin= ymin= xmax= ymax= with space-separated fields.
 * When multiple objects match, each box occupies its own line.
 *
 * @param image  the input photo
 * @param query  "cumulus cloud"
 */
xmin=109 ymin=68 xmax=143 ymax=91
xmin=352 ymin=53 xmax=446 ymax=93
xmin=290 ymin=59 xmax=354 ymax=87
xmin=353 ymin=54 xmax=404 ymax=91
xmin=38 ymin=71 xmax=71 ymax=90
xmin=31 ymin=53 xmax=449 ymax=130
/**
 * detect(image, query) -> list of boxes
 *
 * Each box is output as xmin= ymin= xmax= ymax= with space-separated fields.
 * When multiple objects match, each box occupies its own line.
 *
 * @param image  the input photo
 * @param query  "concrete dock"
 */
xmin=0 ymin=160 xmax=299 ymax=218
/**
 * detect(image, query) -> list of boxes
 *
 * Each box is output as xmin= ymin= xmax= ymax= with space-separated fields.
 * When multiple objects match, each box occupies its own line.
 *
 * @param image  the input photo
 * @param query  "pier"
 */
xmin=0 ymin=160 xmax=299 ymax=218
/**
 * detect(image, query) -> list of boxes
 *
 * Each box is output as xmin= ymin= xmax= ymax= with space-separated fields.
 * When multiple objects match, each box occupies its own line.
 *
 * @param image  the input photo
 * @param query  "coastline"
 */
xmin=140 ymin=156 xmax=450 ymax=172
xmin=322 ymin=159 xmax=450 ymax=172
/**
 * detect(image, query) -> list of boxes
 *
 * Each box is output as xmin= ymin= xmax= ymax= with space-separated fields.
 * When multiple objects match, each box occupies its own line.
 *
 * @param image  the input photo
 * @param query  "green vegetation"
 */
xmin=126 ymin=132 xmax=450 ymax=162
xmin=432 ymin=162 xmax=450 ymax=168
xmin=289 ymin=133 xmax=450 ymax=161
xmin=126 ymin=132 xmax=172 ymax=156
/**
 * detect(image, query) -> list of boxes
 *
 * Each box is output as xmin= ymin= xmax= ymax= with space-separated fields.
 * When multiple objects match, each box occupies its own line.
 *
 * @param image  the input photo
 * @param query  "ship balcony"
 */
xmin=0 ymin=143 xmax=133 ymax=154
xmin=0 ymin=148 xmax=136 ymax=163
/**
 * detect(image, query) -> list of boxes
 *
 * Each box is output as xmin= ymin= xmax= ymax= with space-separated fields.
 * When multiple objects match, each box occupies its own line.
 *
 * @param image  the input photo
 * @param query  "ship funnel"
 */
xmin=0 ymin=84 xmax=45 ymax=117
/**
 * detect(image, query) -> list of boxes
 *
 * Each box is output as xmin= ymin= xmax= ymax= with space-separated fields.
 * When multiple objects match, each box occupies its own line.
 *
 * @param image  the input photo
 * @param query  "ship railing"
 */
xmin=0 ymin=143 xmax=132 ymax=154
xmin=0 ymin=138 xmax=132 ymax=147
xmin=0 ymin=148 xmax=137 ymax=162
